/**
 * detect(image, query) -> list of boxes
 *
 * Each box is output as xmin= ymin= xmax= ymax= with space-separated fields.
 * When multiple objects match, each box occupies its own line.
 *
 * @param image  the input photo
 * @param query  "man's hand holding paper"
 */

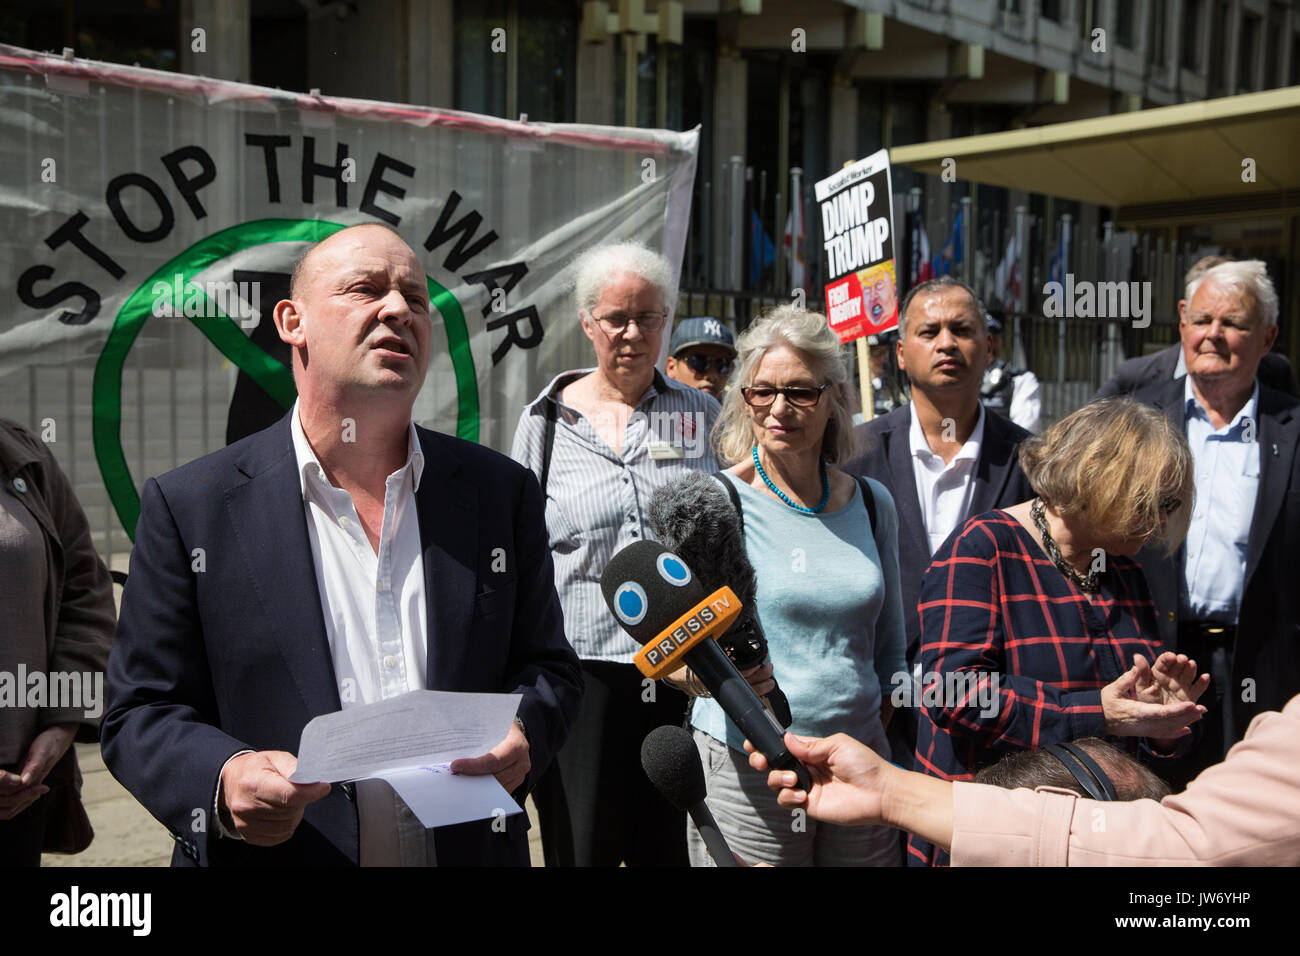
xmin=288 ymin=690 xmax=526 ymax=830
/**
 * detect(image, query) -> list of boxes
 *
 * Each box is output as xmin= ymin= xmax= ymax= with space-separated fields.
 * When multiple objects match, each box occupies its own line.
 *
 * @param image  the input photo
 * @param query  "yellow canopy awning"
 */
xmin=890 ymin=86 xmax=1300 ymax=208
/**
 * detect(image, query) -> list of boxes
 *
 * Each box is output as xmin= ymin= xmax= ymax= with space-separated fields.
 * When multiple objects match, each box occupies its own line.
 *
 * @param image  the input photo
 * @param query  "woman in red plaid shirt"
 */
xmin=909 ymin=398 xmax=1210 ymax=866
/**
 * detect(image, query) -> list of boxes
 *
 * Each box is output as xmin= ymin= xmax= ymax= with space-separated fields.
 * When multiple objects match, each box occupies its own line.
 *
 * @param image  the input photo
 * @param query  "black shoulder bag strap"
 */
xmin=714 ymin=471 xmax=744 ymax=534
xmin=855 ymin=475 xmax=877 ymax=535
xmin=539 ymin=397 xmax=558 ymax=499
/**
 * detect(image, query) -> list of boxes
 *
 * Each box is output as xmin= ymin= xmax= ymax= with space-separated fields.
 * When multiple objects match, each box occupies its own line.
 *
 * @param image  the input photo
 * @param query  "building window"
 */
xmin=0 ymin=0 xmax=179 ymax=71
xmin=1207 ymin=0 xmax=1230 ymax=92
xmin=517 ymin=2 xmax=577 ymax=122
xmin=454 ymin=0 xmax=576 ymax=123
xmin=1151 ymin=0 xmax=1167 ymax=65
xmin=1237 ymin=14 xmax=1259 ymax=92
xmin=1115 ymin=0 xmax=1135 ymax=49
xmin=1264 ymin=7 xmax=1281 ymax=88
xmin=1041 ymin=0 xmax=1063 ymax=22
xmin=454 ymin=0 xmax=509 ymax=117
xmin=1181 ymin=0 xmax=1202 ymax=71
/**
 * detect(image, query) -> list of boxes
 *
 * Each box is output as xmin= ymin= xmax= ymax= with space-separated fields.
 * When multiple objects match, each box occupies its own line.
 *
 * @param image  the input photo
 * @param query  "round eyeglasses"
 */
xmin=588 ymin=309 xmax=668 ymax=336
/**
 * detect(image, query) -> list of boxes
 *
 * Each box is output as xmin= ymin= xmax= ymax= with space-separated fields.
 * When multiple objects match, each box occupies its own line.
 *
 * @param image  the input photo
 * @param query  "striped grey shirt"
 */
xmin=511 ymin=368 xmax=722 ymax=662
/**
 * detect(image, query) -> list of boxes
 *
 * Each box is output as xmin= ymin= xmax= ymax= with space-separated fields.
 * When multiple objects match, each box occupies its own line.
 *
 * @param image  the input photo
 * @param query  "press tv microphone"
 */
xmin=648 ymin=471 xmax=793 ymax=727
xmin=600 ymin=540 xmax=811 ymax=792
xmin=641 ymin=725 xmax=738 ymax=867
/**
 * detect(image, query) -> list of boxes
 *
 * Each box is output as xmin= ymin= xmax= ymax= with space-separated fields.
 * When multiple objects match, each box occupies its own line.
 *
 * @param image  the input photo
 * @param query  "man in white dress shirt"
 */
xmin=844 ymin=277 xmax=1033 ymax=770
xmin=103 ymin=223 xmax=581 ymax=866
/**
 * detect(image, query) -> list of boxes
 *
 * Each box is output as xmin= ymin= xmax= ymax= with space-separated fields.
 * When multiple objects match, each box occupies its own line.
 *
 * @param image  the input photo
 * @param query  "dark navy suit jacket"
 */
xmin=102 ymin=414 xmax=582 ymax=866
xmin=844 ymin=405 xmax=1035 ymax=664
xmin=1133 ymin=376 xmax=1300 ymax=744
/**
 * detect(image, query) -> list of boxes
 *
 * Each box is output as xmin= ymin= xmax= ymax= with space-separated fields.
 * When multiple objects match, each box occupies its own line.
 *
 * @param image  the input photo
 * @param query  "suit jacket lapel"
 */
xmin=883 ymin=411 xmax=926 ymax=551
xmin=414 ymin=429 xmax=479 ymax=690
xmin=971 ymin=411 xmax=1015 ymax=515
xmin=1244 ymin=389 xmax=1298 ymax=590
xmin=1154 ymin=345 xmax=1180 ymax=383
xmin=224 ymin=416 xmax=340 ymax=716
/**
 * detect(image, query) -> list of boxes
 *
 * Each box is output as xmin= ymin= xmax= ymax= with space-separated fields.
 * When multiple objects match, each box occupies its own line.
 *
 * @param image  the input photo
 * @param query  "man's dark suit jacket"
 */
xmin=1132 ymin=376 xmax=1300 ymax=746
xmin=843 ymin=404 xmax=1035 ymax=663
xmin=102 ymin=414 xmax=582 ymax=866
xmin=1095 ymin=344 xmax=1299 ymax=400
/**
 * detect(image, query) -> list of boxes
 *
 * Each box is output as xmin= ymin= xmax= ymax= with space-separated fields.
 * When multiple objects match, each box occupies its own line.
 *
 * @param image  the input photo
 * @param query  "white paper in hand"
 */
xmin=290 ymin=690 xmax=523 ymax=829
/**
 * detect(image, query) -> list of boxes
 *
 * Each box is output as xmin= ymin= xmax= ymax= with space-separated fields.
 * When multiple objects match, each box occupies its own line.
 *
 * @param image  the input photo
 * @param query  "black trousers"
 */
xmin=533 ymin=659 xmax=689 ymax=866
xmin=0 ymin=772 xmax=50 ymax=866
xmin=1168 ymin=627 xmax=1235 ymax=791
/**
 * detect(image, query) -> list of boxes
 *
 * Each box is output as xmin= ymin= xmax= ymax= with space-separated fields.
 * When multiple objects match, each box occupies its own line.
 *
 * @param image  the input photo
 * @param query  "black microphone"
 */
xmin=648 ymin=471 xmax=793 ymax=727
xmin=641 ymin=725 xmax=738 ymax=867
xmin=600 ymin=540 xmax=811 ymax=792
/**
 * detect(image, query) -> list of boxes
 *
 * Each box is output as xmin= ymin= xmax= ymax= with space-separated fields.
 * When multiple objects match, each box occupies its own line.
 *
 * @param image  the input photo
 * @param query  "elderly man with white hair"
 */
xmin=1132 ymin=259 xmax=1300 ymax=789
xmin=511 ymin=242 xmax=722 ymax=866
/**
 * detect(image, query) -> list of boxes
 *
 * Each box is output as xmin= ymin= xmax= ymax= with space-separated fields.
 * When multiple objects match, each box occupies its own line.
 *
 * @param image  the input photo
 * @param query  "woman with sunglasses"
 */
xmin=511 ymin=242 xmax=724 ymax=867
xmin=909 ymin=397 xmax=1210 ymax=866
xmin=671 ymin=305 xmax=907 ymax=866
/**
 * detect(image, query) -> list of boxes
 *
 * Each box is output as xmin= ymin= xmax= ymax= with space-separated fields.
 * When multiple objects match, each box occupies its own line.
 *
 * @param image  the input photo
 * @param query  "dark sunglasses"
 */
xmin=741 ymin=384 xmax=831 ymax=408
xmin=682 ymin=353 xmax=734 ymax=376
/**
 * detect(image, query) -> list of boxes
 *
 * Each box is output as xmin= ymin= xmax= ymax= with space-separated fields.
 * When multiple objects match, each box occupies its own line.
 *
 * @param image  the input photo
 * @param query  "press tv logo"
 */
xmin=610 ymin=551 xmax=743 ymax=679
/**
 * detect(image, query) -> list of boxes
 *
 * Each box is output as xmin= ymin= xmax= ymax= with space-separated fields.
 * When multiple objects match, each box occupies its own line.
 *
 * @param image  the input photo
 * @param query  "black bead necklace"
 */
xmin=1030 ymin=497 xmax=1100 ymax=592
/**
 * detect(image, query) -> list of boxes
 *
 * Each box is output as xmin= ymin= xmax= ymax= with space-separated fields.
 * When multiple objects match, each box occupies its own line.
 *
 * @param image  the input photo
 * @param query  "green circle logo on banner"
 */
xmin=92 ymin=218 xmax=480 ymax=540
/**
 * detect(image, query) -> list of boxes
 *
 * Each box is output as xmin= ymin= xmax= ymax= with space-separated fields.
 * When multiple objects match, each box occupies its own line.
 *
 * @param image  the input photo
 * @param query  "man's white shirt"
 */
xmin=909 ymin=403 xmax=986 ymax=557
xmin=289 ymin=403 xmax=432 ymax=866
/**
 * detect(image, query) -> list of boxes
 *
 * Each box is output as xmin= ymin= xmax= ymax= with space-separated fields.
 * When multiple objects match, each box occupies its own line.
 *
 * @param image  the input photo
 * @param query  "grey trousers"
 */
xmin=686 ymin=728 xmax=901 ymax=867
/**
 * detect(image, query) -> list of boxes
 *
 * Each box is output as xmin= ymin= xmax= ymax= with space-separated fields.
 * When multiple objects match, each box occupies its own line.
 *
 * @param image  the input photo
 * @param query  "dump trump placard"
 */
xmin=814 ymin=150 xmax=897 ymax=344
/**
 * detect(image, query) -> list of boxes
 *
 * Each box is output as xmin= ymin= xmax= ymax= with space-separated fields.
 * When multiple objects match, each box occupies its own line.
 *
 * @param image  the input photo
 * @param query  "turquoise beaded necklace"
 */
xmin=752 ymin=446 xmax=830 ymax=514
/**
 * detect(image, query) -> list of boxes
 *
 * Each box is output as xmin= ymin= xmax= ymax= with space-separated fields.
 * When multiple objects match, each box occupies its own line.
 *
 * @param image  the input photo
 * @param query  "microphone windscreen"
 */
xmin=640 ymin=724 xmax=706 ymax=811
xmin=600 ymin=540 xmax=706 ymax=647
xmin=648 ymin=472 xmax=759 ymax=612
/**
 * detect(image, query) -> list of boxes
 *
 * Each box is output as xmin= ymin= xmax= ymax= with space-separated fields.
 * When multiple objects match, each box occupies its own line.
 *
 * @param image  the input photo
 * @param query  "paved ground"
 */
xmin=41 ymin=745 xmax=545 ymax=867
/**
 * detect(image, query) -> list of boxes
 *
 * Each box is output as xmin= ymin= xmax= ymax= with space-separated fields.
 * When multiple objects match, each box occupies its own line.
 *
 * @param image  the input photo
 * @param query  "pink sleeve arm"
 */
xmin=951 ymin=697 xmax=1300 ymax=866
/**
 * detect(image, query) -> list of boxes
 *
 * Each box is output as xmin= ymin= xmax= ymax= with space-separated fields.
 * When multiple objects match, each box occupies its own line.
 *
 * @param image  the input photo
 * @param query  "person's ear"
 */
xmin=273 ymin=297 xmax=306 ymax=348
xmin=895 ymin=335 xmax=906 ymax=374
xmin=1262 ymin=321 xmax=1279 ymax=351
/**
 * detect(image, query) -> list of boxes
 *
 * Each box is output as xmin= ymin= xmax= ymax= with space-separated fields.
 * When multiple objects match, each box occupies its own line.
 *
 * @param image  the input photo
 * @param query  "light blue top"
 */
xmin=1181 ymin=377 xmax=1260 ymax=623
xmin=691 ymin=474 xmax=907 ymax=756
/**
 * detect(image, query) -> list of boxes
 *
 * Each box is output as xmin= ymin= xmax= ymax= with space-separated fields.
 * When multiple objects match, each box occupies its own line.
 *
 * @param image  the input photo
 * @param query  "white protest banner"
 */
xmin=813 ymin=149 xmax=897 ymax=344
xmin=0 ymin=44 xmax=698 ymax=540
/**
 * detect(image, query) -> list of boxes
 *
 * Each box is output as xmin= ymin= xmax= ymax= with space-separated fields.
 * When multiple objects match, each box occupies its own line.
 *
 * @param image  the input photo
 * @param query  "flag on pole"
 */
xmin=0 ymin=44 xmax=699 ymax=539
xmin=993 ymin=234 xmax=1021 ymax=312
xmin=1048 ymin=231 xmax=1066 ymax=286
xmin=784 ymin=167 xmax=806 ymax=292
xmin=932 ymin=208 xmax=963 ymax=277
xmin=913 ymin=222 xmax=933 ymax=284
xmin=750 ymin=208 xmax=775 ymax=288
